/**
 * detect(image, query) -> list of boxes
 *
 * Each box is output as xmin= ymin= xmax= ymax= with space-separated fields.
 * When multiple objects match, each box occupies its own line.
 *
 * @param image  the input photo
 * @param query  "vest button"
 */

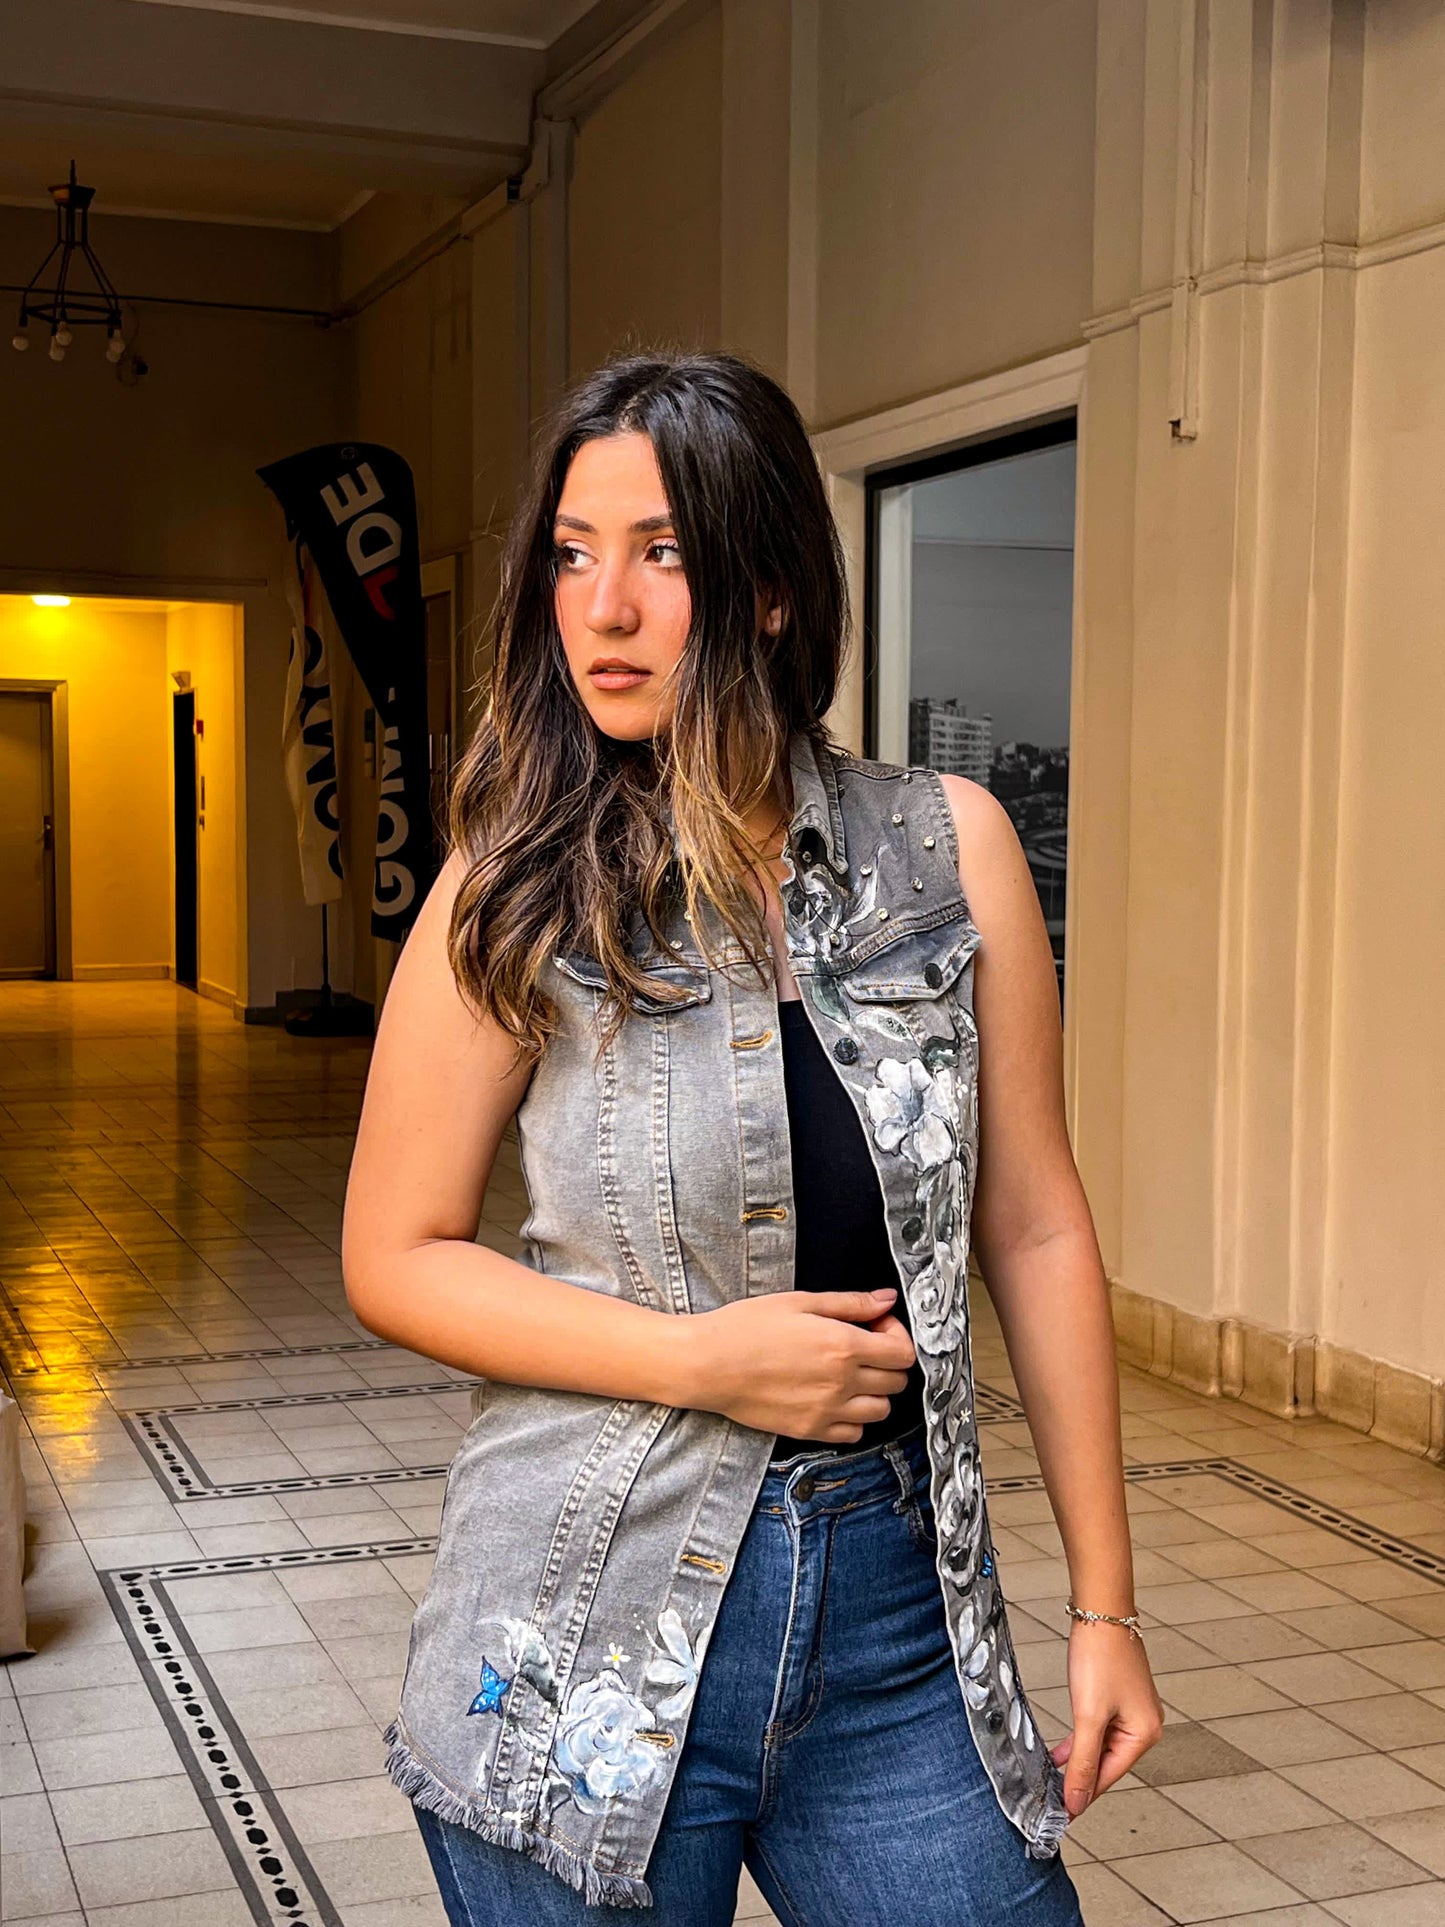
xmin=833 ymin=1037 xmax=859 ymax=1065
xmin=986 ymin=1709 xmax=1004 ymax=1733
xmin=787 ymin=887 xmax=806 ymax=915
xmin=923 ymin=962 xmax=943 ymax=989
xmin=902 ymin=1216 xmax=925 ymax=1244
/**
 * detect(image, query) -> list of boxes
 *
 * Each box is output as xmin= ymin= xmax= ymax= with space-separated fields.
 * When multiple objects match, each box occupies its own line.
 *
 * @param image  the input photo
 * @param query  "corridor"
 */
xmin=2 ymin=984 xmax=1444 ymax=1925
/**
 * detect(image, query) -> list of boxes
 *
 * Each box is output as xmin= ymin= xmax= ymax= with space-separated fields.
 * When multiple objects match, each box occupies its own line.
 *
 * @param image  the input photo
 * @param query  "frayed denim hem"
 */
xmin=382 ymin=1716 xmax=655 ymax=1910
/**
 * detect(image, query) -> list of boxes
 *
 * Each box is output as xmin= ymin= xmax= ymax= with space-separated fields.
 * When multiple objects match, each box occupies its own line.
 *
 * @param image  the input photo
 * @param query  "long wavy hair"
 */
xmin=447 ymin=350 xmax=849 ymax=1058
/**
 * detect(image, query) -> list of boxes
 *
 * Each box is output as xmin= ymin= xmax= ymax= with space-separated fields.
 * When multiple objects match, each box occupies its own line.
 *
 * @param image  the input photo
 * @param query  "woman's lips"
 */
xmin=588 ymin=665 xmax=651 ymax=690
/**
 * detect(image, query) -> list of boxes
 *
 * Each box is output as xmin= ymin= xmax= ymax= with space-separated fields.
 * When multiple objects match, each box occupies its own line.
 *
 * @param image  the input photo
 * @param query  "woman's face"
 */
xmin=553 ymin=432 xmax=690 ymax=743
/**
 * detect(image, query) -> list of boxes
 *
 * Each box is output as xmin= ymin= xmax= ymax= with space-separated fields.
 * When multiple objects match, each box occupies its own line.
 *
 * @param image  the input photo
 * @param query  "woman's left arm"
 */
xmin=939 ymin=774 xmax=1163 ymax=1818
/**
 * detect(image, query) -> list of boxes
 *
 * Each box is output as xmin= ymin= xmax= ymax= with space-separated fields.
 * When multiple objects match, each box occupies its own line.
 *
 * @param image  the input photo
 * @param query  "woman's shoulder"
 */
xmin=931 ymin=773 xmax=1041 ymax=954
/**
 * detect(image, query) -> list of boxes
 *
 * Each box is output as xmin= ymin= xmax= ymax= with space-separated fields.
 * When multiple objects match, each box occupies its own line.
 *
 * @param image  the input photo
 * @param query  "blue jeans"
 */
xmin=414 ymin=1423 xmax=1082 ymax=1925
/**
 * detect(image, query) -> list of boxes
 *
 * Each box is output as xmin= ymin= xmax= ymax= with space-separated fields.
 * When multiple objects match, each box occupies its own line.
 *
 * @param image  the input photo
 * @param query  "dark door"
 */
xmin=0 ymin=691 xmax=55 ymax=978
xmin=173 ymin=691 xmax=198 ymax=987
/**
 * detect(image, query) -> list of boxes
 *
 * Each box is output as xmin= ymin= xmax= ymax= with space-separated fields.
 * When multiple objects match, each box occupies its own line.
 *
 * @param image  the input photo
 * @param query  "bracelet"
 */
xmin=1065 ymin=1599 xmax=1145 ymax=1641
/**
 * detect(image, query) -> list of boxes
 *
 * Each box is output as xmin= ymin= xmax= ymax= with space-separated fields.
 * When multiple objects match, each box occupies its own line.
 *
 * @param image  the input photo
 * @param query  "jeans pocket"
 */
xmin=903 ymin=1478 xmax=938 ymax=1555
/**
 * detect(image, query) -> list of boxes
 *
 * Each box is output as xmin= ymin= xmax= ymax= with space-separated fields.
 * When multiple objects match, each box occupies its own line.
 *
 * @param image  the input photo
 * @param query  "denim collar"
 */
xmin=784 ymin=729 xmax=849 ymax=877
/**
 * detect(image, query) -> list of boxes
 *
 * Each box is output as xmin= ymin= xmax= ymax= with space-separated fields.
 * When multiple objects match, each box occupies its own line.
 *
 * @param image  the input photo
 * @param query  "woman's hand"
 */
xmin=1051 ymin=1623 xmax=1165 ymax=1816
xmin=681 ymin=1287 xmax=915 ymax=1440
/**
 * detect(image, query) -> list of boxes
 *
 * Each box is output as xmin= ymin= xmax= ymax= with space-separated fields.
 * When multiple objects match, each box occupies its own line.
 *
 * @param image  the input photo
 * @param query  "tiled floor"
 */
xmin=3 ymin=984 xmax=1445 ymax=1926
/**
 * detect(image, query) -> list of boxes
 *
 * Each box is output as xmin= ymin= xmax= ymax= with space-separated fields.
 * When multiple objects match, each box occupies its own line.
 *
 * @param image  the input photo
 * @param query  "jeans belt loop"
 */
xmin=880 ymin=1434 xmax=916 ymax=1514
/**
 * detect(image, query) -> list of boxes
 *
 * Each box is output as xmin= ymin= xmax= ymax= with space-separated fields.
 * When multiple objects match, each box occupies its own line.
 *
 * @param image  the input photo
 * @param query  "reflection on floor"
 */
xmin=2 ymin=983 xmax=1444 ymax=1926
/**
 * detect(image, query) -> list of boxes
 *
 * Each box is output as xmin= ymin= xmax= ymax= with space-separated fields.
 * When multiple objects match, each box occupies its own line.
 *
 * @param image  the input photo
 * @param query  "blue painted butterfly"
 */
xmin=467 ymin=1659 xmax=511 ymax=1717
xmin=981 ymin=1551 xmax=993 ymax=1577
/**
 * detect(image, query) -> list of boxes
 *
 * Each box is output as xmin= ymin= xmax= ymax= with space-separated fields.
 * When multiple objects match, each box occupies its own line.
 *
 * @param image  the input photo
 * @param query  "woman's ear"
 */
xmin=763 ymin=598 xmax=785 ymax=637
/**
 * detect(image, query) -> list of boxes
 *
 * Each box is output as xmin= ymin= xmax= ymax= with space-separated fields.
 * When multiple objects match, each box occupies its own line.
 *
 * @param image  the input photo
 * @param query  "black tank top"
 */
xmin=769 ymin=997 xmax=928 ymax=1456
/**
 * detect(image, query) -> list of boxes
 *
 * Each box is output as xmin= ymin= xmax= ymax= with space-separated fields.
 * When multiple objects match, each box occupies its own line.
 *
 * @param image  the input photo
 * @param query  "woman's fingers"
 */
xmin=804 ymin=1289 xmax=898 ymax=1323
xmin=1052 ymin=1704 xmax=1166 ymax=1814
xmin=1094 ymin=1718 xmax=1152 ymax=1799
xmin=854 ymin=1364 xmax=913 ymax=1393
xmin=840 ymin=1394 xmax=893 ymax=1424
xmin=1057 ymin=1713 xmax=1106 ymax=1816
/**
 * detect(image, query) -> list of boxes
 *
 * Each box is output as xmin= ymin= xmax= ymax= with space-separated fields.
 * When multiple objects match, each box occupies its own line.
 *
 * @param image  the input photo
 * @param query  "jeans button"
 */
xmin=794 ymin=1475 xmax=815 ymax=1501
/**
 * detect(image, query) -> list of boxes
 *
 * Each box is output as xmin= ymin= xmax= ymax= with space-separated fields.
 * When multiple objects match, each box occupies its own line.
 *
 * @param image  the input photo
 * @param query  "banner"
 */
xmin=280 ymin=540 xmax=343 ymax=907
xmin=259 ymin=442 xmax=435 ymax=940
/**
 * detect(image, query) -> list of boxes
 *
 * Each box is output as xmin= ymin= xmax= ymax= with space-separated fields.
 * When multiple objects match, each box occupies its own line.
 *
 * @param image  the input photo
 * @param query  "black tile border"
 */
xmin=989 ymin=1457 xmax=1445 ymax=1588
xmin=103 ymin=1560 xmax=351 ymax=1926
xmin=123 ymin=1380 xmax=476 ymax=1500
xmin=120 ymin=1378 xmax=1022 ymax=1502
xmin=91 ymin=1437 xmax=1445 ymax=1927
xmin=103 ymin=1339 xmax=394 ymax=1370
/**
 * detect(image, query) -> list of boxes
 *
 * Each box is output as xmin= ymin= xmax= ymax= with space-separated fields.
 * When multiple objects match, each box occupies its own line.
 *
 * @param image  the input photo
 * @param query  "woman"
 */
xmin=342 ymin=352 xmax=1162 ymax=1924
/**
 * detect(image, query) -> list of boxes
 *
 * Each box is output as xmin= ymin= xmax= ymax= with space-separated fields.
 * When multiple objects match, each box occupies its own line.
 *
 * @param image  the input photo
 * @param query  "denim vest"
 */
xmin=383 ymin=731 xmax=1070 ymax=1906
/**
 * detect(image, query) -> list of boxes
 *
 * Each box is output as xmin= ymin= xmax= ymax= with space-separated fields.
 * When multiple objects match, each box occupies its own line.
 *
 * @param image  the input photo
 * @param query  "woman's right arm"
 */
xmin=342 ymin=852 xmax=914 ymax=1437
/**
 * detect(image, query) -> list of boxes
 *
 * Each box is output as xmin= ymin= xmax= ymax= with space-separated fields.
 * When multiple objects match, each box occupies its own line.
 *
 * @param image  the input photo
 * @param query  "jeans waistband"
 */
xmin=760 ymin=1421 xmax=928 ymax=1512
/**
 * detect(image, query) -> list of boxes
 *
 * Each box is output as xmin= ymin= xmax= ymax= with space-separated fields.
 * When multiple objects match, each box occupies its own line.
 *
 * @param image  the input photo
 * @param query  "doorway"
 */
xmin=0 ymin=689 xmax=56 ymax=978
xmin=172 ymin=689 xmax=198 ymax=988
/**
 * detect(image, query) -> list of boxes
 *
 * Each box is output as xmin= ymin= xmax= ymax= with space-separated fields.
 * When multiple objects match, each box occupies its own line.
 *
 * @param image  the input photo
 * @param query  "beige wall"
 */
xmin=811 ymin=0 xmax=1096 ymax=425
xmin=0 ymin=597 xmax=170 ymax=974
xmin=568 ymin=8 xmax=724 ymax=375
xmin=1070 ymin=0 xmax=1445 ymax=1397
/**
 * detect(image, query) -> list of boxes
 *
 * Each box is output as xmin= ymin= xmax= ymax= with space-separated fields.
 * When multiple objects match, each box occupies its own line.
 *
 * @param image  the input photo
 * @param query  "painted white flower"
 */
xmin=603 ymin=1643 xmax=631 ymax=1669
xmin=910 ymin=1239 xmax=965 ymax=1357
xmin=865 ymin=1057 xmax=956 ymax=1172
xmin=644 ymin=1607 xmax=711 ymax=1720
xmin=552 ymin=1670 xmax=667 ymax=1816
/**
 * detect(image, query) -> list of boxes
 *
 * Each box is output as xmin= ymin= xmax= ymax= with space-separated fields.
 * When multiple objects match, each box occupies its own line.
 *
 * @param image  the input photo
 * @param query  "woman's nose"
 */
xmin=586 ymin=559 xmax=640 ymax=634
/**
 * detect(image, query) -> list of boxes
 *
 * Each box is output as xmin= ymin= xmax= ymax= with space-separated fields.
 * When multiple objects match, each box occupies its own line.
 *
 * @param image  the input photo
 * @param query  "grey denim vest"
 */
xmin=383 ymin=731 xmax=1070 ymax=1906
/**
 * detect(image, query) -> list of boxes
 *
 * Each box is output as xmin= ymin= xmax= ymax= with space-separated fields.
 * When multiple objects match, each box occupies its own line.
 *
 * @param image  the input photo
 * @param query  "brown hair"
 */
xmin=446 ymin=350 xmax=849 ymax=1057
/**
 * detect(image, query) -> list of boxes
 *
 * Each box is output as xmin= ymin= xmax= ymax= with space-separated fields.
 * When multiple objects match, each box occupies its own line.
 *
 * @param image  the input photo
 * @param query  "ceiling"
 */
xmin=0 ymin=0 xmax=629 ymax=231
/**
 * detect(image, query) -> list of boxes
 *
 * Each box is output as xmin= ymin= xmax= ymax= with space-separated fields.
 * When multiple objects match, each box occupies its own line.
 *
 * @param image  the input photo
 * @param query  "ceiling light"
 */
xmin=31 ymin=595 xmax=71 ymax=608
xmin=11 ymin=163 xmax=127 ymax=364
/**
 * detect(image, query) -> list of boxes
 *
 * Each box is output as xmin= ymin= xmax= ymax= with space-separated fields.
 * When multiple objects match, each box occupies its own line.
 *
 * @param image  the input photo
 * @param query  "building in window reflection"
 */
xmin=908 ymin=697 xmax=992 ymax=785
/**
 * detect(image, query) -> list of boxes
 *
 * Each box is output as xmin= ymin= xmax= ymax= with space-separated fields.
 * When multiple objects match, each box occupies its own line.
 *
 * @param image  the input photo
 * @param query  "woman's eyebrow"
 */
xmin=553 ymin=513 xmax=675 ymax=535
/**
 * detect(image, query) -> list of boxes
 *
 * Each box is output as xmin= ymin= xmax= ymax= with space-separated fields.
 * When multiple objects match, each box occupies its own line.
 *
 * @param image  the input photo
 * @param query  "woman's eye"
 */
xmin=647 ymin=540 xmax=683 ymax=568
xmin=553 ymin=542 xmax=587 ymax=571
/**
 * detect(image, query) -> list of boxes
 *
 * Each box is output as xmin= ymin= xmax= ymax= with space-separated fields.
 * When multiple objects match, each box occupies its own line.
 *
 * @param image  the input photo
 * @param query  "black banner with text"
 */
xmin=260 ymin=442 xmax=435 ymax=940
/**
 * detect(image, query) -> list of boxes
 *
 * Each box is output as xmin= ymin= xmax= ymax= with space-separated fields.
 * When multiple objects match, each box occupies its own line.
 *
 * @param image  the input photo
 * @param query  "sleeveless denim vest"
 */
xmin=382 ymin=731 xmax=1070 ymax=1906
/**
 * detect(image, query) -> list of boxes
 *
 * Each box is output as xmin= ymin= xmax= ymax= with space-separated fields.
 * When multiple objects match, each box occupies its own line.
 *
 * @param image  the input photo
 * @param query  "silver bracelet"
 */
xmin=1065 ymin=1599 xmax=1145 ymax=1641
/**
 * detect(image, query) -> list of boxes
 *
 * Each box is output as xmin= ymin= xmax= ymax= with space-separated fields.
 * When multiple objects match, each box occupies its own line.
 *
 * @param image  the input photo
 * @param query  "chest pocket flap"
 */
xmin=838 ymin=911 xmax=981 ymax=1003
xmin=552 ymin=948 xmax=712 ymax=1014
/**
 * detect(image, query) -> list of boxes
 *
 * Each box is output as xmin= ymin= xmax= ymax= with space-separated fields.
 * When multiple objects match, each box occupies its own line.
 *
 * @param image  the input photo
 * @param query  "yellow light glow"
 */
xmin=31 ymin=593 xmax=71 ymax=608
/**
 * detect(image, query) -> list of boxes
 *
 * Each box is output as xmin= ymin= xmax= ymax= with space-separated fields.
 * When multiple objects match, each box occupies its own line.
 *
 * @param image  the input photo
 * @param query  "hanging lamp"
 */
xmin=11 ymin=162 xmax=127 ymax=364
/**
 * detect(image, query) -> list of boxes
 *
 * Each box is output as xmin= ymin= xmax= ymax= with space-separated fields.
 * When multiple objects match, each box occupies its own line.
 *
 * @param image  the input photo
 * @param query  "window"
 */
xmin=866 ymin=419 xmax=1077 ymax=999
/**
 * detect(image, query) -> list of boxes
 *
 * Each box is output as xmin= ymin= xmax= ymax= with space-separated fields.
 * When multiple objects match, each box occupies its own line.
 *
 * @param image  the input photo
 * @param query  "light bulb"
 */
xmin=55 ymin=324 xmax=72 ymax=347
xmin=11 ymin=331 xmax=28 ymax=352
xmin=47 ymin=337 xmax=65 ymax=362
xmin=105 ymin=333 xmax=125 ymax=364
